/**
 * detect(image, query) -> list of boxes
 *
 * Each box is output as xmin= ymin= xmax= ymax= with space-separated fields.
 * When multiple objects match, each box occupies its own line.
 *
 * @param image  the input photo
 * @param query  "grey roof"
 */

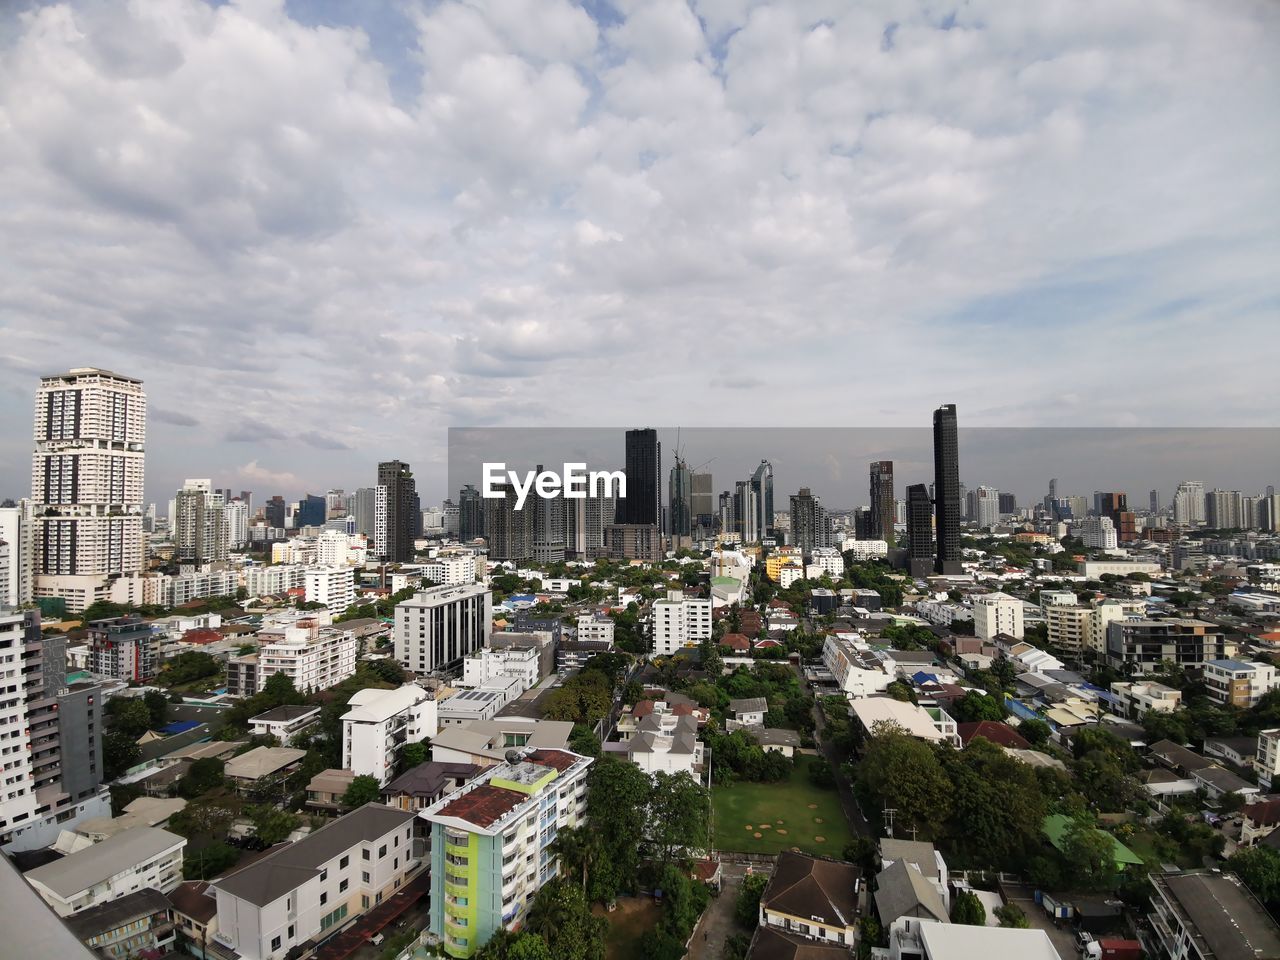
xmin=874 ymin=858 xmax=949 ymax=925
xmin=1156 ymin=872 xmax=1280 ymax=960
xmin=729 ymin=697 xmax=768 ymax=715
xmin=249 ymin=704 xmax=321 ymax=724
xmin=880 ymin=838 xmax=942 ymax=881
xmin=748 ymin=726 xmax=802 ymax=748
xmin=630 ymin=714 xmax=700 ymax=757
xmin=214 ymin=804 xmax=415 ymax=907
xmin=224 ymin=746 xmax=307 ymax=780
xmin=1148 ymin=739 xmax=1214 ymax=772
xmin=384 ymin=761 xmax=479 ymax=798
xmin=1195 ymin=765 xmax=1254 ymax=794
xmin=64 ymin=888 xmax=171 ymax=939
xmin=26 ymin=827 xmax=184 ymax=898
xmin=0 ymin=854 xmax=95 ymax=959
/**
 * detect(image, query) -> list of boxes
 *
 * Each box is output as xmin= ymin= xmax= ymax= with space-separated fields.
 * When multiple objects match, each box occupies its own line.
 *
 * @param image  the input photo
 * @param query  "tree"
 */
xmin=102 ymin=730 xmax=142 ymax=780
xmin=476 ymin=930 xmax=554 ymax=960
xmin=569 ymin=724 xmax=601 ymax=758
xmin=109 ymin=697 xmax=154 ymax=739
xmin=952 ymin=690 xmax=1006 ymax=723
xmin=885 ymin=680 xmax=917 ymax=704
xmin=808 ymin=757 xmax=835 ymax=788
xmin=177 ymin=758 xmax=226 ymax=799
xmin=940 ymin=738 xmax=1048 ymax=870
xmin=549 ymin=826 xmax=598 ymax=892
xmin=183 ymin=841 xmax=241 ymax=880
xmin=585 ymin=759 xmax=650 ymax=902
xmin=342 ymin=774 xmax=382 ymax=809
xmin=736 ymin=872 xmax=768 ymax=927
xmin=1018 ymin=718 xmax=1052 ymax=747
xmin=262 ymin=672 xmax=304 ymax=705
xmin=1062 ymin=819 xmax=1119 ymax=892
xmin=951 ymin=890 xmax=986 ymax=926
xmin=249 ymin=805 xmax=300 ymax=846
xmin=160 ymin=651 xmax=222 ymax=686
xmin=399 ymin=741 xmax=428 ymax=771
xmin=1230 ymin=846 xmax=1280 ymax=906
xmin=525 ymin=877 xmax=607 ymax=960
xmin=857 ymin=723 xmax=952 ymax=839
xmin=648 ymin=771 xmax=710 ymax=867
xmin=994 ymin=903 xmax=1030 ymax=928
xmin=143 ymin=689 xmax=170 ymax=728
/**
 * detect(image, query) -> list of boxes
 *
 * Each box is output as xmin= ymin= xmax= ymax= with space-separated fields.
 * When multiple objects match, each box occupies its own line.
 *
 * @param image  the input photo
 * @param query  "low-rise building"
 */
xmin=306 ymin=769 xmax=356 ymax=812
xmin=728 ymin=697 xmax=768 ymax=728
xmin=168 ymin=880 xmax=220 ymax=957
xmin=1203 ymin=658 xmax=1279 ymax=708
xmin=223 ymin=746 xmax=307 ymax=799
xmin=1258 ymin=728 xmax=1280 ymax=789
xmin=65 ymin=887 xmax=177 ymax=958
xmin=342 ymin=684 xmax=439 ymax=786
xmin=575 ymin=613 xmax=615 ymax=645
xmin=628 ymin=713 xmax=703 ymax=775
xmin=25 ymin=826 xmax=185 ymax=916
xmin=1148 ymin=871 xmax=1280 ymax=960
xmin=430 ymin=718 xmax=574 ymax=768
xmin=1109 ymin=680 xmax=1182 ymax=720
xmin=973 ymin=592 xmax=1023 ymax=641
xmin=850 ymin=698 xmax=948 ymax=744
xmin=1106 ymin=618 xmax=1234 ymax=673
xmin=382 ymin=761 xmax=479 ymax=813
xmin=248 ymin=704 xmax=322 ymax=742
xmin=757 ymin=851 xmax=861 ymax=949
xmin=212 ymin=804 xmax=422 ymax=960
xmin=884 ymin=919 xmax=1064 ymax=960
xmin=256 ymin=619 xmax=359 ymax=694
xmin=821 ymin=634 xmax=895 ymax=698
xmin=651 ymin=589 xmax=712 ymax=656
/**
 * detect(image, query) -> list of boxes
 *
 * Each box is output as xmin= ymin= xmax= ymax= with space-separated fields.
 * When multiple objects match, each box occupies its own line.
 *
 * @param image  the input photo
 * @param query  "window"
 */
xmin=320 ymin=869 xmax=327 ymax=881
xmin=362 ymin=871 xmax=370 ymax=883
xmin=340 ymin=855 xmax=349 ymax=868
xmin=362 ymin=895 xmax=370 ymax=909
xmin=272 ymin=936 xmax=281 ymax=950
xmin=379 ymin=844 xmax=387 ymax=858
xmin=288 ymin=925 xmax=294 ymax=939
xmin=362 ymin=848 xmax=371 ymax=861
xmin=340 ymin=879 xmax=349 ymax=892
xmin=320 ymin=892 xmax=328 ymax=906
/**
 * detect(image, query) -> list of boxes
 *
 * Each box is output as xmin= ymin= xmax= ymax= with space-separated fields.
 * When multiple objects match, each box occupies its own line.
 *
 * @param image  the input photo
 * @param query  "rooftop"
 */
xmin=249 ymin=704 xmax=321 ymax=724
xmin=25 ymin=826 xmax=184 ymax=898
xmin=761 ymin=851 xmax=860 ymax=929
xmin=224 ymin=746 xmax=307 ymax=780
xmin=384 ymin=761 xmax=479 ymax=797
xmin=64 ymin=888 xmax=171 ymax=940
xmin=1155 ymin=871 xmax=1280 ymax=960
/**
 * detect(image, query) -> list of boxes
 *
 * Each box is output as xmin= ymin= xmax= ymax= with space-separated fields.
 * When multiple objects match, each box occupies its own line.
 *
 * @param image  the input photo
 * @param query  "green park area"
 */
xmin=711 ymin=754 xmax=853 ymax=856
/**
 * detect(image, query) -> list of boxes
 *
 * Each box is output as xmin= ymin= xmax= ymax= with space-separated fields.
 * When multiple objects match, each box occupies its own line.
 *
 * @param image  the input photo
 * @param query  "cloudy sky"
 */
xmin=1 ymin=0 xmax=1277 ymax=507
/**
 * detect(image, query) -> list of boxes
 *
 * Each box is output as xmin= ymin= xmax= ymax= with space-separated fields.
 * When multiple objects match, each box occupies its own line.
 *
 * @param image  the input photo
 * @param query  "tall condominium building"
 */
xmin=377 ymin=461 xmax=417 ymax=562
xmin=668 ymin=458 xmax=692 ymax=539
xmin=264 ymin=495 xmax=287 ymax=530
xmin=394 ymin=583 xmax=493 ymax=676
xmin=484 ymin=482 xmax=534 ymax=562
xmin=932 ymin=404 xmax=962 ymax=575
xmin=972 ymin=485 xmax=1000 ymax=529
xmin=531 ymin=467 xmax=566 ymax=563
xmin=734 ymin=480 xmax=758 ymax=543
xmin=690 ymin=471 xmax=714 ymax=533
xmin=224 ymin=498 xmax=249 ymax=550
xmin=904 ymin=484 xmax=933 ymax=579
xmin=31 ymin=367 xmax=146 ymax=613
xmin=0 ymin=500 xmax=36 ymax=608
xmin=1173 ymin=481 xmax=1205 ymax=525
xmin=869 ymin=460 xmax=895 ymax=544
xmin=88 ymin=615 xmax=157 ymax=682
xmin=256 ymin=619 xmax=359 ymax=694
xmin=174 ymin=479 xmax=228 ymax=565
xmin=572 ymin=489 xmax=616 ymax=558
xmin=789 ymin=488 xmax=830 ymax=556
xmin=751 ymin=460 xmax=774 ymax=538
xmin=351 ymin=486 xmax=377 ymax=538
xmin=651 ymin=589 xmax=712 ymax=656
xmin=423 ymin=748 xmax=593 ymax=958
xmin=1206 ymin=489 xmax=1244 ymax=530
xmin=616 ymin=428 xmax=660 ymax=527
xmin=1 ymin=608 xmax=109 ymax=852
xmin=458 ymin=485 xmax=484 ymax=542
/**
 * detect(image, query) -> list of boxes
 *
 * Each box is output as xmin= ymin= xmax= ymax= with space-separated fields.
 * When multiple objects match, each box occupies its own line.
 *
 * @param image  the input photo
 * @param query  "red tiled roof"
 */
xmin=691 ymin=859 xmax=721 ymax=882
xmin=435 ymin=785 xmax=527 ymax=828
xmin=181 ymin=628 xmax=223 ymax=645
xmin=633 ymin=700 xmax=656 ymax=718
xmin=721 ymin=633 xmax=751 ymax=650
xmin=1246 ymin=799 xmax=1280 ymax=827
xmin=957 ymin=721 xmax=1031 ymax=750
xmin=525 ymin=749 xmax=578 ymax=772
xmin=754 ymin=638 xmax=783 ymax=648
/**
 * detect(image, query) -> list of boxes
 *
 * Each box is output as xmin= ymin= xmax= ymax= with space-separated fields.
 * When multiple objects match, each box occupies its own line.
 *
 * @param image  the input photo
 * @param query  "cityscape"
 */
xmin=1 ymin=2 xmax=1278 ymax=960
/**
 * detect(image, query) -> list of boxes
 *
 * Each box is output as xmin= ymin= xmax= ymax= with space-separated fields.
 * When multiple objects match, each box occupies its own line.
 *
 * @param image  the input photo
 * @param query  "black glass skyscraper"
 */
xmin=377 ymin=459 xmax=416 ymax=562
xmin=751 ymin=460 xmax=774 ymax=538
xmin=458 ymin=484 xmax=484 ymax=541
xmin=906 ymin=483 xmax=934 ymax=578
xmin=932 ymin=404 xmax=962 ymax=574
xmin=869 ymin=460 xmax=895 ymax=545
xmin=617 ymin=428 xmax=661 ymax=526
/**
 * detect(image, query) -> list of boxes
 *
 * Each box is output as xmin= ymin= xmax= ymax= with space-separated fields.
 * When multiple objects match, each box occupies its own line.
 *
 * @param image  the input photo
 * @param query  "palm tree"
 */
xmin=548 ymin=826 xmax=596 ymax=892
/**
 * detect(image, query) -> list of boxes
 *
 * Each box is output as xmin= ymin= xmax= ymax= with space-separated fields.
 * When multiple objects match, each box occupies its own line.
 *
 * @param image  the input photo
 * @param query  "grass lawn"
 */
xmin=711 ymin=754 xmax=853 ymax=856
xmin=593 ymin=896 xmax=664 ymax=960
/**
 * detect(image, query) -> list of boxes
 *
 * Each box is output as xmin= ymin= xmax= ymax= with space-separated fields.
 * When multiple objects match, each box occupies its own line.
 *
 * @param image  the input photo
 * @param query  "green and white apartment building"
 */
xmin=421 ymin=748 xmax=593 ymax=958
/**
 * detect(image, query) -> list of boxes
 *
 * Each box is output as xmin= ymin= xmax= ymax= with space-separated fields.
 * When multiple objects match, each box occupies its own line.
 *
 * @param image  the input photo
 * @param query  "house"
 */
xmin=305 ymin=769 xmax=356 ymax=811
xmin=75 ymin=796 xmax=188 ymax=841
xmin=1148 ymin=739 xmax=1214 ymax=776
xmin=629 ymin=713 xmax=704 ymax=775
xmin=747 ymin=925 xmax=849 ymax=959
xmin=212 ymin=804 xmax=422 ymax=960
xmin=65 ymin=888 xmax=177 ymax=958
xmin=1041 ymin=816 xmax=1143 ymax=873
xmin=1204 ymin=735 xmax=1259 ymax=768
xmin=25 ymin=826 xmax=186 ymax=916
xmin=758 ymin=851 xmax=861 ymax=949
xmin=883 ymin=918 xmax=1064 ymax=960
xmin=956 ymin=721 xmax=1030 ymax=751
xmin=168 ymin=880 xmax=220 ymax=959
xmin=729 ymin=697 xmax=769 ymax=729
xmin=248 ymin=704 xmax=321 ymax=742
xmin=382 ymin=761 xmax=479 ymax=813
xmin=721 ymin=633 xmax=752 ymax=653
xmin=1148 ymin=871 xmax=1280 ymax=960
xmin=879 ymin=840 xmax=950 ymax=913
xmin=1241 ymin=798 xmax=1280 ymax=846
xmin=223 ymin=746 xmax=307 ymax=797
xmin=875 ymin=859 xmax=948 ymax=927
xmin=430 ymin=717 xmax=573 ymax=768
xmin=1192 ymin=764 xmax=1260 ymax=801
xmin=851 ymin=698 xmax=946 ymax=744
xmin=749 ymin=727 xmax=802 ymax=757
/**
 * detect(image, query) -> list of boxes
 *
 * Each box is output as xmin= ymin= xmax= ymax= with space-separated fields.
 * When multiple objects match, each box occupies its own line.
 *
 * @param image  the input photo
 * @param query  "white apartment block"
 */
xmin=1077 ymin=559 xmax=1163 ymax=578
xmin=165 ymin=568 xmax=239 ymax=607
xmin=1204 ymin=659 xmax=1279 ymax=709
xmin=213 ymin=805 xmax=421 ymax=960
xmin=394 ymin=583 xmax=493 ymax=676
xmin=1257 ymin=730 xmax=1280 ymax=789
xmin=652 ymin=589 xmax=712 ymax=656
xmin=0 ymin=502 xmax=36 ymax=608
xmin=257 ymin=620 xmax=358 ymax=694
xmin=1080 ymin=516 xmax=1118 ymax=550
xmin=25 ymin=826 xmax=185 ymax=916
xmin=807 ymin=547 xmax=845 ymax=579
xmin=342 ymin=685 xmax=439 ymax=786
xmin=31 ymin=368 xmax=147 ymax=613
xmin=973 ymin=592 xmax=1023 ymax=641
xmin=245 ymin=564 xmax=306 ymax=597
xmin=316 ymin=530 xmax=368 ymax=567
xmin=0 ymin=610 xmax=38 ymax=837
xmin=1045 ymin=604 xmax=1091 ymax=655
xmin=841 ymin=538 xmax=889 ymax=559
xmin=576 ymin=614 xmax=615 ymax=644
xmin=272 ymin=540 xmax=317 ymax=565
xmin=1089 ymin=599 xmax=1147 ymax=653
xmin=226 ymin=498 xmax=250 ymax=549
xmin=821 ymin=634 xmax=895 ymax=698
xmin=304 ymin=566 xmax=356 ymax=611
xmin=778 ymin=564 xmax=804 ymax=588
xmin=1040 ymin=590 xmax=1078 ymax=608
xmin=461 ymin=645 xmax=540 ymax=696
xmin=423 ymin=554 xmax=478 ymax=586
xmin=1110 ymin=681 xmax=1182 ymax=720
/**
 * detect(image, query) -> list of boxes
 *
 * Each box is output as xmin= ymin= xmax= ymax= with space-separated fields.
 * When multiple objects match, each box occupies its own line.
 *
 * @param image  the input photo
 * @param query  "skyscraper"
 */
xmin=932 ymin=403 xmax=962 ymax=574
xmin=376 ymin=460 xmax=417 ymax=562
xmin=734 ymin=479 xmax=758 ymax=543
xmin=484 ymin=481 xmax=534 ymax=561
xmin=691 ymin=471 xmax=714 ymax=534
xmin=1149 ymin=489 xmax=1160 ymax=514
xmin=1097 ymin=492 xmax=1135 ymax=543
xmin=617 ymin=428 xmax=661 ymax=527
xmin=973 ymin=485 xmax=1000 ymax=529
xmin=264 ymin=495 xmax=287 ymax=529
xmin=175 ymin=479 xmax=228 ymax=565
xmin=31 ymin=367 xmax=146 ymax=613
xmin=669 ymin=457 xmax=692 ymax=539
xmin=352 ymin=487 xmax=377 ymax=537
xmin=869 ymin=460 xmax=895 ymax=544
xmin=296 ymin=493 xmax=326 ymax=529
xmin=458 ymin=484 xmax=484 ymax=542
xmin=789 ymin=487 xmax=829 ymax=555
xmin=905 ymin=483 xmax=934 ymax=579
xmin=532 ymin=465 xmax=567 ymax=562
xmin=750 ymin=460 xmax=774 ymax=538
xmin=1173 ymin=481 xmax=1205 ymax=525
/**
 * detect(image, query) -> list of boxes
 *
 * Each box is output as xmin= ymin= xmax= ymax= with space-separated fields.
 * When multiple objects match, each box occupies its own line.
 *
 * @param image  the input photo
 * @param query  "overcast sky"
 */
xmin=1 ymin=0 xmax=1277 ymax=507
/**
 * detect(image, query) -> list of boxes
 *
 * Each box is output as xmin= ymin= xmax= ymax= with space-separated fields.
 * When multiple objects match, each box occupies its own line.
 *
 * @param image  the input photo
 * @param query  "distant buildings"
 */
xmin=790 ymin=487 xmax=830 ymax=555
xmin=1106 ymin=619 xmax=1234 ymax=673
xmin=932 ymin=403 xmax=962 ymax=574
xmin=88 ymin=614 xmax=157 ymax=681
xmin=174 ymin=478 xmax=227 ymax=564
xmin=377 ymin=460 xmax=417 ymax=562
xmin=973 ymin=592 xmax=1023 ymax=641
xmin=869 ymin=460 xmax=895 ymax=544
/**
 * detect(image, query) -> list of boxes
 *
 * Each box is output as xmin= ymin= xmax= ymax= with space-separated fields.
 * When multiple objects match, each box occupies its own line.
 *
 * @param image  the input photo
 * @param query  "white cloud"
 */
xmin=0 ymin=0 xmax=1276 ymax=503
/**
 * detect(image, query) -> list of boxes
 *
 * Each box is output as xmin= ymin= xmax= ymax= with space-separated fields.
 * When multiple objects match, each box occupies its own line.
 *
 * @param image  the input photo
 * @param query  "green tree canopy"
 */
xmin=647 ymin=771 xmax=710 ymax=867
xmin=342 ymin=774 xmax=382 ymax=809
xmin=951 ymin=890 xmax=986 ymax=926
xmin=857 ymin=723 xmax=952 ymax=839
xmin=1230 ymin=846 xmax=1280 ymax=906
xmin=524 ymin=877 xmax=607 ymax=960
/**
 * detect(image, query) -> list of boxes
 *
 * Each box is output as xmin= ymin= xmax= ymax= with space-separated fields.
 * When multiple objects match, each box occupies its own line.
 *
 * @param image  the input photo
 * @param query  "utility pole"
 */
xmin=883 ymin=806 xmax=896 ymax=839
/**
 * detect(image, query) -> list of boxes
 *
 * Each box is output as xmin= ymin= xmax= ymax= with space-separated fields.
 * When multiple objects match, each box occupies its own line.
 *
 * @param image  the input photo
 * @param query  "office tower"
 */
xmin=0 ymin=608 xmax=108 ymax=852
xmin=869 ymin=460 xmax=895 ymax=544
xmin=789 ymin=488 xmax=829 ymax=556
xmin=324 ymin=489 xmax=347 ymax=517
xmin=932 ymin=403 xmax=962 ymax=574
xmin=351 ymin=487 xmax=377 ymax=537
xmin=264 ymin=495 xmax=287 ymax=529
xmin=458 ymin=484 xmax=484 ymax=541
xmin=239 ymin=490 xmax=253 ymax=514
xmin=174 ymin=479 xmax=228 ymax=565
xmin=751 ymin=460 xmax=774 ymax=537
xmin=1096 ymin=492 xmax=1135 ymax=543
xmin=853 ymin=508 xmax=873 ymax=541
xmin=973 ymin=485 xmax=1000 ymax=528
xmin=532 ymin=465 xmax=566 ymax=562
xmin=1206 ymin=489 xmax=1243 ymax=530
xmin=0 ymin=501 xmax=35 ymax=608
xmin=484 ymin=481 xmax=534 ymax=561
xmin=377 ymin=460 xmax=417 ymax=562
xmin=734 ymin=480 xmax=758 ymax=543
xmin=998 ymin=492 xmax=1017 ymax=515
xmin=423 ymin=749 xmax=592 ymax=957
xmin=905 ymin=484 xmax=933 ymax=578
xmin=1173 ymin=481 xmax=1205 ymax=525
xmin=616 ymin=428 xmax=661 ymax=526
xmin=31 ymin=367 xmax=146 ymax=614
xmin=691 ymin=471 xmax=714 ymax=533
xmin=1048 ymin=478 xmax=1057 ymax=500
xmin=718 ymin=491 xmax=733 ymax=535
xmin=1044 ymin=479 xmax=1058 ymax=518
xmin=295 ymin=493 xmax=326 ymax=529
xmin=394 ymin=583 xmax=493 ymax=674
xmin=669 ymin=458 xmax=692 ymax=539
xmin=1149 ymin=489 xmax=1160 ymax=514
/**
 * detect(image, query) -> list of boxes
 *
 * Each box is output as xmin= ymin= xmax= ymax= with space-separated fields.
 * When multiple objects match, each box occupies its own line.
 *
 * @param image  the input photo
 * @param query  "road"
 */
xmin=686 ymin=862 xmax=750 ymax=960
